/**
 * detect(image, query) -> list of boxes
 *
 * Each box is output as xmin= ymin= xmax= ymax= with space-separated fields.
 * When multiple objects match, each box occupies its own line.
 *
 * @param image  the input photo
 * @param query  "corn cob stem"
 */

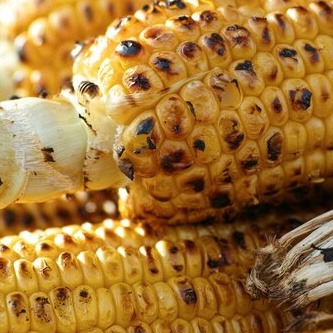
xmin=247 ymin=209 xmax=333 ymax=312
xmin=2 ymin=0 xmax=333 ymax=224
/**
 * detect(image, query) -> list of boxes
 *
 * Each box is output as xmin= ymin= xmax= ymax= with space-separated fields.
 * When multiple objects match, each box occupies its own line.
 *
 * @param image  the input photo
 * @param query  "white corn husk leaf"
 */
xmin=0 ymin=96 xmax=87 ymax=204
xmin=62 ymin=87 xmax=129 ymax=190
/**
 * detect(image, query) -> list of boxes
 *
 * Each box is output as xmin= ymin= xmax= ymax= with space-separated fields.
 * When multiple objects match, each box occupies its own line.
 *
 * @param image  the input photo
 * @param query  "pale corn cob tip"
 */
xmin=0 ymin=205 xmax=329 ymax=333
xmin=0 ymin=0 xmax=148 ymax=97
xmin=247 ymin=209 xmax=333 ymax=310
xmin=69 ymin=0 xmax=333 ymax=225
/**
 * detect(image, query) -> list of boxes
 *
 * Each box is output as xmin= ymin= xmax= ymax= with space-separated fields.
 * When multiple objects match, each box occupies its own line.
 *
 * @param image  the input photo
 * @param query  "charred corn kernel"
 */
xmin=259 ymin=87 xmax=288 ymax=126
xmin=222 ymin=24 xmax=257 ymax=60
xmin=7 ymin=291 xmax=30 ymax=332
xmin=251 ymin=52 xmax=284 ymax=87
xmin=286 ymin=5 xmax=319 ymax=39
xmin=0 ymin=0 xmax=148 ymax=97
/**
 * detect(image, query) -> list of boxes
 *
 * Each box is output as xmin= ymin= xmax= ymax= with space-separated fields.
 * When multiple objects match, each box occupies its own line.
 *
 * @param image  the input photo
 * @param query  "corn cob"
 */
xmin=0 ymin=189 xmax=119 ymax=236
xmin=0 ymin=203 xmax=329 ymax=333
xmin=0 ymin=0 xmax=149 ymax=98
xmin=73 ymin=0 xmax=333 ymax=224
xmin=1 ymin=0 xmax=333 ymax=225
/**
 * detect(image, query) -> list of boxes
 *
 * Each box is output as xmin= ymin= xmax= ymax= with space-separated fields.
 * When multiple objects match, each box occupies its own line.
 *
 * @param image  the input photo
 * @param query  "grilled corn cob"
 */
xmin=0 ymin=189 xmax=119 ymax=236
xmin=0 ymin=204 xmax=329 ymax=333
xmin=1 ymin=0 xmax=333 ymax=224
xmin=0 ymin=0 xmax=148 ymax=98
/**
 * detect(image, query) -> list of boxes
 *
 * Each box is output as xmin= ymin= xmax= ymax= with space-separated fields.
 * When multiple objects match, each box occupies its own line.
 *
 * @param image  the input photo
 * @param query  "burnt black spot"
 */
xmin=118 ymin=158 xmax=134 ymax=180
xmin=279 ymin=48 xmax=297 ymax=58
xmin=115 ymin=40 xmax=142 ymax=57
xmin=289 ymin=88 xmax=312 ymax=110
xmin=225 ymin=24 xmax=251 ymax=46
xmin=145 ymin=246 xmax=159 ymax=274
xmin=9 ymin=95 xmax=21 ymax=100
xmin=153 ymin=57 xmax=172 ymax=72
xmin=3 ymin=210 xmax=15 ymax=227
xmin=181 ymin=42 xmax=200 ymax=59
xmin=113 ymin=16 xmax=132 ymax=31
xmin=57 ymin=288 xmax=68 ymax=301
xmin=193 ymin=139 xmax=205 ymax=151
xmin=210 ymin=192 xmax=231 ymax=208
xmin=262 ymin=27 xmax=270 ymax=43
xmin=157 ymin=0 xmax=186 ymax=9
xmin=160 ymin=149 xmax=191 ymax=171
xmin=267 ymin=132 xmax=283 ymax=162
xmin=317 ymin=0 xmax=333 ymax=18
xmin=56 ymin=208 xmax=71 ymax=221
xmin=199 ymin=10 xmax=218 ymax=24
xmin=172 ymin=125 xmax=181 ymax=135
xmin=180 ymin=287 xmax=197 ymax=304
xmin=82 ymin=4 xmax=93 ymax=21
xmin=241 ymin=157 xmax=258 ymax=170
xmin=22 ymin=213 xmax=35 ymax=227
xmin=183 ymin=240 xmax=196 ymax=252
xmin=41 ymin=147 xmax=55 ymax=162
xmin=146 ymin=137 xmax=156 ymax=149
xmin=175 ymin=15 xmax=196 ymax=29
xmin=0 ymin=245 xmax=10 ymax=253
xmin=272 ymin=97 xmax=283 ymax=113
xmin=312 ymin=244 xmax=333 ymax=262
xmin=15 ymin=38 xmax=28 ymax=62
xmin=173 ymin=264 xmax=184 ymax=271
xmin=207 ymin=238 xmax=234 ymax=267
xmin=235 ymin=60 xmax=253 ymax=72
xmin=128 ymin=73 xmax=151 ymax=91
xmin=274 ymin=13 xmax=287 ymax=31
xmin=136 ymin=117 xmax=155 ymax=135
xmin=224 ymin=130 xmax=245 ymax=150
xmin=187 ymin=178 xmax=204 ymax=192
xmin=133 ymin=137 xmax=156 ymax=154
xmin=250 ymin=17 xmax=271 ymax=43
xmin=232 ymin=231 xmax=246 ymax=249
xmin=78 ymin=81 xmax=100 ymax=99
xmin=203 ymin=33 xmax=226 ymax=56
xmin=186 ymin=101 xmax=195 ymax=115
xmin=38 ymin=242 xmax=52 ymax=251
xmin=169 ymin=246 xmax=179 ymax=254
xmin=172 ymin=0 xmax=186 ymax=9
xmin=79 ymin=290 xmax=88 ymax=298
xmin=304 ymin=43 xmax=320 ymax=63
